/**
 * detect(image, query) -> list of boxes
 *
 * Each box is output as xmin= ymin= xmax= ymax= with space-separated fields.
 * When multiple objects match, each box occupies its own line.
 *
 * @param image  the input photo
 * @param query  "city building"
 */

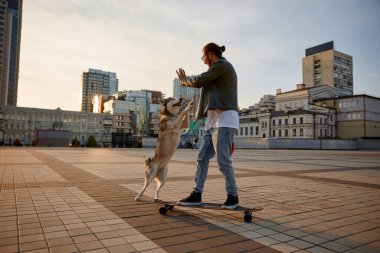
xmin=236 ymin=85 xmax=337 ymax=139
xmin=303 ymin=41 xmax=353 ymax=96
xmin=273 ymin=84 xmax=336 ymax=139
xmin=0 ymin=0 xmax=22 ymax=106
xmin=240 ymin=94 xmax=275 ymax=119
xmin=314 ymin=95 xmax=380 ymax=139
xmin=102 ymin=89 xmax=163 ymax=146
xmin=125 ymin=90 xmax=164 ymax=135
xmin=103 ymin=98 xmax=135 ymax=134
xmin=0 ymin=105 xmax=112 ymax=146
xmin=173 ymin=76 xmax=199 ymax=115
xmin=81 ymin=68 xmax=118 ymax=112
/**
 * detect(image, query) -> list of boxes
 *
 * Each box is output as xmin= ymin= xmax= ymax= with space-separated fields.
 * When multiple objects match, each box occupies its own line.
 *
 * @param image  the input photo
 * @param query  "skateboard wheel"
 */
xmin=168 ymin=205 xmax=174 ymax=211
xmin=159 ymin=207 xmax=168 ymax=215
xmin=244 ymin=214 xmax=252 ymax=222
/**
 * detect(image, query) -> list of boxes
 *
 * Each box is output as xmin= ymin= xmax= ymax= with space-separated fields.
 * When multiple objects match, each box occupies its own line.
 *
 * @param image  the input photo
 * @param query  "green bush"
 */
xmin=86 ymin=135 xmax=98 ymax=147
xmin=13 ymin=138 xmax=22 ymax=146
xmin=71 ymin=137 xmax=80 ymax=147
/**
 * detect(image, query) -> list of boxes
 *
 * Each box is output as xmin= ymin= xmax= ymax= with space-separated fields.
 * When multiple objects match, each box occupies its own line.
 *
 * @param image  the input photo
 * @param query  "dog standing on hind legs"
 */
xmin=135 ymin=97 xmax=193 ymax=201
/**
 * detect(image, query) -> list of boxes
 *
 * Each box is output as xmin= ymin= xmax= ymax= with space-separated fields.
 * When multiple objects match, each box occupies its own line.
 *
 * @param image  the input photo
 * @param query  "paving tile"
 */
xmin=45 ymin=230 xmax=70 ymax=240
xmin=101 ymin=237 xmax=128 ymax=247
xmin=95 ymin=231 xmax=120 ymax=240
xmin=305 ymin=246 xmax=337 ymax=253
xmin=80 ymin=248 xmax=109 ymax=253
xmin=49 ymin=244 xmax=79 ymax=253
xmin=132 ymin=240 xmax=160 ymax=251
xmin=20 ymin=240 xmax=48 ymax=252
xmin=0 ymin=244 xmax=19 ymax=253
xmin=19 ymin=234 xmax=46 ymax=244
xmin=68 ymin=227 xmax=93 ymax=236
xmin=106 ymin=244 xmax=137 ymax=253
xmin=238 ymin=230 xmax=264 ymax=239
xmin=76 ymin=240 xmax=104 ymax=251
xmin=0 ymin=236 xmax=18 ymax=246
xmin=269 ymin=233 xmax=296 ymax=243
xmin=287 ymin=239 xmax=315 ymax=250
xmin=0 ymin=230 xmax=18 ymax=239
xmin=72 ymin=234 xmax=98 ymax=244
xmin=90 ymin=225 xmax=113 ymax=233
xmin=320 ymin=241 xmax=352 ymax=252
xmin=23 ymin=248 xmax=50 ymax=253
xmin=47 ymin=237 xmax=75 ymax=247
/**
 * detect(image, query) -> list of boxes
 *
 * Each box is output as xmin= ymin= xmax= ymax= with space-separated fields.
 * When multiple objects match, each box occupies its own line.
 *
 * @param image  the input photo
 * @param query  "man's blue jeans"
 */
xmin=193 ymin=127 xmax=238 ymax=196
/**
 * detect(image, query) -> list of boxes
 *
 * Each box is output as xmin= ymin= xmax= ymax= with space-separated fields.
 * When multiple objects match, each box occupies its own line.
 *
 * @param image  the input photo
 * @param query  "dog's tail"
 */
xmin=143 ymin=157 xmax=152 ymax=167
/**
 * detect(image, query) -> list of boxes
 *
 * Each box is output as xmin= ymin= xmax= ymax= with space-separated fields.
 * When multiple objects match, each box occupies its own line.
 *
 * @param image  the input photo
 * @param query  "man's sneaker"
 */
xmin=222 ymin=194 xmax=239 ymax=209
xmin=177 ymin=191 xmax=202 ymax=206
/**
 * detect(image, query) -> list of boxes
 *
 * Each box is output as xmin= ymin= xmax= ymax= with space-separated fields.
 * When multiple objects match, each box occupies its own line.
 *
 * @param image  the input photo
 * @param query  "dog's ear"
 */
xmin=160 ymin=98 xmax=165 ymax=104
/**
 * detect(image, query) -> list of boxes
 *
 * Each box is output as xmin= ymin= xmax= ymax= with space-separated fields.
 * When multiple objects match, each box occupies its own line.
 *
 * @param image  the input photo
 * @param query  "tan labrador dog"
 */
xmin=135 ymin=97 xmax=193 ymax=201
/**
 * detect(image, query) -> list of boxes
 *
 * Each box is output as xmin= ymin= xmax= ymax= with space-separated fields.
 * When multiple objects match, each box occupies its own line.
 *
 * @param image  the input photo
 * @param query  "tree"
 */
xmin=13 ymin=138 xmax=21 ymax=146
xmin=86 ymin=135 xmax=98 ymax=147
xmin=71 ymin=137 xmax=80 ymax=147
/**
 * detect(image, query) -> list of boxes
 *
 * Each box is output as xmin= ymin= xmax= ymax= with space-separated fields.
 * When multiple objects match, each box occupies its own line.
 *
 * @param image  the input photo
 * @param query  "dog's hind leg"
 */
xmin=154 ymin=165 xmax=168 ymax=201
xmin=135 ymin=165 xmax=157 ymax=201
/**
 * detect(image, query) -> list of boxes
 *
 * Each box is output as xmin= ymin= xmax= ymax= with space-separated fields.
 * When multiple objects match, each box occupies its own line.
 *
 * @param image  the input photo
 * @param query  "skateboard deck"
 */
xmin=156 ymin=200 xmax=263 ymax=222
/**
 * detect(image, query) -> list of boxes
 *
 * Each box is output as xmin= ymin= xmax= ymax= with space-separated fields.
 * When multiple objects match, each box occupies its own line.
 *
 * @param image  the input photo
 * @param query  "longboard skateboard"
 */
xmin=156 ymin=200 xmax=263 ymax=222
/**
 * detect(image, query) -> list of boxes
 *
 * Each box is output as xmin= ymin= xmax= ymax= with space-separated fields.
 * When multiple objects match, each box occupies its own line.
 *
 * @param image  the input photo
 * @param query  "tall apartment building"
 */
xmin=0 ymin=0 xmax=22 ymax=106
xmin=173 ymin=76 xmax=200 ymax=114
xmin=81 ymin=68 xmax=118 ymax=112
xmin=303 ymin=41 xmax=353 ymax=96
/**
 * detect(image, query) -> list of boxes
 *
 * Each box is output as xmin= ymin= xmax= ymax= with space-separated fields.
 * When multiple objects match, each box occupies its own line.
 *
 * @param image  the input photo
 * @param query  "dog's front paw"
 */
xmin=185 ymin=100 xmax=194 ymax=110
xmin=153 ymin=198 xmax=160 ymax=203
xmin=135 ymin=196 xmax=141 ymax=201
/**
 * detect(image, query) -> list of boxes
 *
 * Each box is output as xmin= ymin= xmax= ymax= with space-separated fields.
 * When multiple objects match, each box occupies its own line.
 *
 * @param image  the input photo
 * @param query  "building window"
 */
xmin=240 ymin=127 xmax=243 ymax=136
xmin=285 ymin=129 xmax=289 ymax=137
xmin=293 ymin=118 xmax=296 ymax=124
xmin=300 ymin=117 xmax=303 ymax=124
xmin=272 ymin=120 xmax=275 ymax=126
xmin=272 ymin=130 xmax=276 ymax=137
xmin=279 ymin=119 xmax=282 ymax=125
xmin=285 ymin=118 xmax=288 ymax=125
xmin=245 ymin=127 xmax=248 ymax=136
xmin=320 ymin=129 xmax=323 ymax=137
xmin=324 ymin=118 xmax=327 ymax=125
xmin=256 ymin=126 xmax=259 ymax=135
xmin=250 ymin=126 xmax=253 ymax=135
xmin=300 ymin=129 xmax=304 ymax=136
xmin=293 ymin=129 xmax=296 ymax=136
xmin=279 ymin=130 xmax=282 ymax=137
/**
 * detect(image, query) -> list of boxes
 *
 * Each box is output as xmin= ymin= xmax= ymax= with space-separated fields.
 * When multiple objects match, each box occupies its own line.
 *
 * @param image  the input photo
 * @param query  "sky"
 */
xmin=17 ymin=0 xmax=380 ymax=111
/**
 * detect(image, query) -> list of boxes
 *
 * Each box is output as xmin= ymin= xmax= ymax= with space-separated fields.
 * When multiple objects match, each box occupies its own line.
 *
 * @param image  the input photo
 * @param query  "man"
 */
xmin=176 ymin=42 xmax=239 ymax=209
xmin=191 ymin=135 xmax=198 ymax=150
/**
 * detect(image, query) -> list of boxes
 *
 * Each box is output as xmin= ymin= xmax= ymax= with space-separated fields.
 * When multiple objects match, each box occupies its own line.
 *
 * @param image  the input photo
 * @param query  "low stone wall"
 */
xmin=142 ymin=137 xmax=157 ymax=148
xmin=234 ymin=137 xmax=380 ymax=150
xmin=358 ymin=139 xmax=380 ymax=150
xmin=143 ymin=137 xmax=380 ymax=150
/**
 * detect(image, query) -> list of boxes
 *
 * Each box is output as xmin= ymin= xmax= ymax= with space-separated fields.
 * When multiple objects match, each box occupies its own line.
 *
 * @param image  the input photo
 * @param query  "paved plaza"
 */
xmin=0 ymin=147 xmax=379 ymax=253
